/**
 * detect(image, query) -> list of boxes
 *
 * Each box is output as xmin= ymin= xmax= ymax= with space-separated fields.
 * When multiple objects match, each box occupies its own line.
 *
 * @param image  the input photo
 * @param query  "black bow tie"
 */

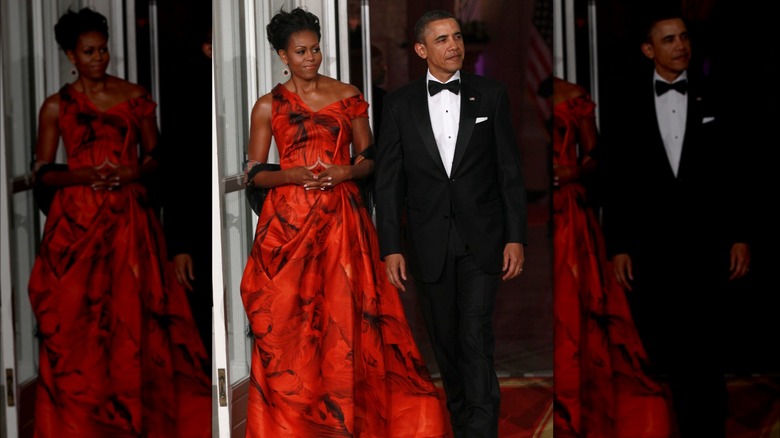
xmin=428 ymin=79 xmax=460 ymax=96
xmin=655 ymin=79 xmax=688 ymax=96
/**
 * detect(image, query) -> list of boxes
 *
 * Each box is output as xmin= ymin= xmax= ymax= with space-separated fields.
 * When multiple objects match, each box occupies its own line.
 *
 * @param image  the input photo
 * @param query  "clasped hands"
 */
xmin=552 ymin=164 xmax=579 ymax=187
xmin=290 ymin=157 xmax=351 ymax=191
xmin=77 ymin=159 xmax=138 ymax=190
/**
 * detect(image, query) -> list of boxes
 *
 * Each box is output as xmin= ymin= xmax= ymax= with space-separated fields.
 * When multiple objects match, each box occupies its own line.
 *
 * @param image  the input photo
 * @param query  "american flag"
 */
xmin=528 ymin=0 xmax=553 ymax=126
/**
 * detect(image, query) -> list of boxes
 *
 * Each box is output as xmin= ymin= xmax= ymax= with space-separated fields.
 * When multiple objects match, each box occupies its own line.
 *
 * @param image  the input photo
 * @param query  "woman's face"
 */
xmin=67 ymin=31 xmax=110 ymax=79
xmin=279 ymin=30 xmax=321 ymax=80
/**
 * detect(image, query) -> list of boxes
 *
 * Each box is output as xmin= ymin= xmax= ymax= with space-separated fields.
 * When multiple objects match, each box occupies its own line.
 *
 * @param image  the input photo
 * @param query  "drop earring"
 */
xmin=282 ymin=65 xmax=290 ymax=76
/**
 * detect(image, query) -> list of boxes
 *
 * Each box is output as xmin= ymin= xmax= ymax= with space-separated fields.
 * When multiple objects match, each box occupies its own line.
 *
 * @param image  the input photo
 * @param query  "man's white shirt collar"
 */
xmin=653 ymin=69 xmax=688 ymax=84
xmin=427 ymin=70 xmax=462 ymax=88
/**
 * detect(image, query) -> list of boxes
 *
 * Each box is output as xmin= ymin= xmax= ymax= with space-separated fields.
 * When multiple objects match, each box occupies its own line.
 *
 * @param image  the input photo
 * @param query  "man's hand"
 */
xmin=729 ymin=242 xmax=751 ymax=280
xmin=384 ymin=253 xmax=407 ymax=292
xmin=612 ymin=253 xmax=633 ymax=291
xmin=174 ymin=253 xmax=195 ymax=291
xmin=502 ymin=243 xmax=524 ymax=280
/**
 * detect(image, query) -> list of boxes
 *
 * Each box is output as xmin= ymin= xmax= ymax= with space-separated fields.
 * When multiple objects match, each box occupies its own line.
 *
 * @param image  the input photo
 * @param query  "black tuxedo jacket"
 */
xmin=375 ymin=72 xmax=527 ymax=282
xmin=601 ymin=70 xmax=748 ymax=268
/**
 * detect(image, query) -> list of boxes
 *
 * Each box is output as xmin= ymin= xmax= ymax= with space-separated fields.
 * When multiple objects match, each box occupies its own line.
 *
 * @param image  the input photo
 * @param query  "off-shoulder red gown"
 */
xmin=27 ymin=85 xmax=210 ymax=437
xmin=552 ymin=96 xmax=672 ymax=437
xmin=240 ymin=84 xmax=448 ymax=437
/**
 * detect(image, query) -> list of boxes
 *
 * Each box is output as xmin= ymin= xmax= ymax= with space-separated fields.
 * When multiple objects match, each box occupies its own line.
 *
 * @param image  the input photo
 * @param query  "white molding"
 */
xmin=361 ymin=0 xmax=373 ymax=132
xmin=148 ymin=0 xmax=161 ymax=123
xmin=552 ymin=0 xmax=563 ymax=78
xmin=211 ymin=52 xmax=231 ymax=437
xmin=564 ymin=0 xmax=576 ymax=82
xmin=126 ymin=0 xmax=138 ymax=83
xmin=587 ymin=0 xmax=600 ymax=129
xmin=1 ymin=27 xmax=21 ymax=438
xmin=334 ymin=0 xmax=348 ymax=81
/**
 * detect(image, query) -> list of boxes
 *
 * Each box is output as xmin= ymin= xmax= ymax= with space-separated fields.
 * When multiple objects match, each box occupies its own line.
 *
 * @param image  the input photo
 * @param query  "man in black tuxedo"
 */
xmin=601 ymin=12 xmax=750 ymax=438
xmin=374 ymin=9 xmax=527 ymax=438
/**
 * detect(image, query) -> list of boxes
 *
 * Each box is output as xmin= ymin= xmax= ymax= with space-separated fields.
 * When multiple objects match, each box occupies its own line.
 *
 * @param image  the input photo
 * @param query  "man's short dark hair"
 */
xmin=414 ymin=10 xmax=458 ymax=44
xmin=638 ymin=6 xmax=685 ymax=44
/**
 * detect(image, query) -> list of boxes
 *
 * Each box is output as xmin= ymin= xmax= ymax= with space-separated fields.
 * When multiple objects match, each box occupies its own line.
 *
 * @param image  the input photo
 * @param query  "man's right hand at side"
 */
xmin=384 ymin=253 xmax=407 ymax=292
xmin=612 ymin=253 xmax=634 ymax=292
xmin=174 ymin=253 xmax=195 ymax=291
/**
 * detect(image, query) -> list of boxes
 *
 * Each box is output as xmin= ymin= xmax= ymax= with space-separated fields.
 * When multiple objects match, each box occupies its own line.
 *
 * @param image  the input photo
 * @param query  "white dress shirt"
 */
xmin=654 ymin=70 xmax=688 ymax=177
xmin=427 ymin=70 xmax=461 ymax=176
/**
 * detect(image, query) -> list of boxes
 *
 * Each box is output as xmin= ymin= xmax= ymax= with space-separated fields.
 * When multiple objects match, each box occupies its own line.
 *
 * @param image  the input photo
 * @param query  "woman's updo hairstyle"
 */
xmin=54 ymin=8 xmax=109 ymax=52
xmin=266 ymin=7 xmax=321 ymax=52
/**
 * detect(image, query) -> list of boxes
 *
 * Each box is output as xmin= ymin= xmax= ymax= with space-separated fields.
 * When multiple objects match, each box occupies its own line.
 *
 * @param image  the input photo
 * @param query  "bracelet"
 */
xmin=30 ymin=161 xmax=69 ymax=215
xmin=244 ymin=160 xmax=281 ymax=187
xmin=31 ymin=161 xmax=69 ymax=184
xmin=350 ymin=144 xmax=375 ymax=165
xmin=243 ymin=160 xmax=281 ymax=216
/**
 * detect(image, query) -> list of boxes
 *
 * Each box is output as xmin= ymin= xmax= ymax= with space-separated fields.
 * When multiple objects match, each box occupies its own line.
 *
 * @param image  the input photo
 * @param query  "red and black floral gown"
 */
xmin=28 ymin=85 xmax=210 ymax=438
xmin=552 ymin=96 xmax=672 ymax=437
xmin=240 ymin=84 xmax=448 ymax=437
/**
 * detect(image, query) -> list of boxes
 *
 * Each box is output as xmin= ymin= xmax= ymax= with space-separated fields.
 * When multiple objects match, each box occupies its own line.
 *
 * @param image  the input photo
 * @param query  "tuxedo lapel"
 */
xmin=642 ymin=81 xmax=664 ymax=151
xmin=451 ymin=81 xmax=479 ymax=175
xmin=677 ymin=86 xmax=704 ymax=179
xmin=410 ymin=82 xmax=448 ymax=175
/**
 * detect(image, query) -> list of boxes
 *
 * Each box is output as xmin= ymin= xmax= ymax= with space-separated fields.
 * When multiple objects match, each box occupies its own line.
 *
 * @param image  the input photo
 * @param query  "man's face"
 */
xmin=642 ymin=18 xmax=691 ymax=81
xmin=414 ymin=18 xmax=464 ymax=81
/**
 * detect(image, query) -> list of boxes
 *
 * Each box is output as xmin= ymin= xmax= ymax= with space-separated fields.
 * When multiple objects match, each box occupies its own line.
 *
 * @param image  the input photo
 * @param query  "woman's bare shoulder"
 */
xmin=340 ymin=82 xmax=362 ymax=99
xmin=321 ymin=75 xmax=361 ymax=99
xmin=255 ymin=90 xmax=274 ymax=107
xmin=39 ymin=92 xmax=62 ymax=117
xmin=251 ymin=91 xmax=274 ymax=118
xmin=107 ymin=76 xmax=150 ymax=100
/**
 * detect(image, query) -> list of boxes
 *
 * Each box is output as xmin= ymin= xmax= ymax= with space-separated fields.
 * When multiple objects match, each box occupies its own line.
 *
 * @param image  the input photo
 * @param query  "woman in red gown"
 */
xmin=28 ymin=8 xmax=210 ymax=437
xmin=241 ymin=8 xmax=448 ymax=437
xmin=552 ymin=77 xmax=672 ymax=437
